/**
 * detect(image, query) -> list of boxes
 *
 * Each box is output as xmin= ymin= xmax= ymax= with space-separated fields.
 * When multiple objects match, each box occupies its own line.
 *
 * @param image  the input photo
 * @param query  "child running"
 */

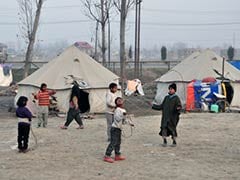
xmin=16 ymin=96 xmax=33 ymax=153
xmin=103 ymin=97 xmax=134 ymax=163
xmin=60 ymin=84 xmax=84 ymax=129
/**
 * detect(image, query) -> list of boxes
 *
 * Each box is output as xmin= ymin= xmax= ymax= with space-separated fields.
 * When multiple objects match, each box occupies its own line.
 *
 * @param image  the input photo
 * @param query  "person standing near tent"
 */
xmin=60 ymin=84 xmax=89 ymax=129
xmin=16 ymin=96 xmax=32 ymax=153
xmin=105 ymin=82 xmax=118 ymax=142
xmin=152 ymin=83 xmax=182 ymax=147
xmin=33 ymin=83 xmax=56 ymax=128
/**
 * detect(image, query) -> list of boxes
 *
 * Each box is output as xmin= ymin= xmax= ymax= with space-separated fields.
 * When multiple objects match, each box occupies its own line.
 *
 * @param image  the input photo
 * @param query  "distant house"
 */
xmin=74 ymin=41 xmax=93 ymax=56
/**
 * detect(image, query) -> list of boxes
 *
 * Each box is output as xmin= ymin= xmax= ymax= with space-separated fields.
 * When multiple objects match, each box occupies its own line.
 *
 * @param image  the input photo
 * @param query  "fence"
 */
xmin=7 ymin=60 xmax=181 ymax=80
xmin=104 ymin=60 xmax=180 ymax=76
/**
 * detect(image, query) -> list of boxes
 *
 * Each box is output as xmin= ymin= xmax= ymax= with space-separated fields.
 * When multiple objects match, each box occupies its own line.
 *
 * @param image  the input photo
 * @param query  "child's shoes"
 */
xmin=60 ymin=125 xmax=67 ymax=129
xmin=18 ymin=149 xmax=29 ymax=153
xmin=162 ymin=138 xmax=167 ymax=147
xmin=18 ymin=149 xmax=23 ymax=153
xmin=76 ymin=125 xmax=84 ymax=129
xmin=22 ymin=149 xmax=29 ymax=153
xmin=103 ymin=156 xmax=114 ymax=163
xmin=115 ymin=155 xmax=126 ymax=161
xmin=171 ymin=139 xmax=177 ymax=147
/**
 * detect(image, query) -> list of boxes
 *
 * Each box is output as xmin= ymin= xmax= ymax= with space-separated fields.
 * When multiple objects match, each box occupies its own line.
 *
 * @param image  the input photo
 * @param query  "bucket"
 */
xmin=210 ymin=104 xmax=219 ymax=113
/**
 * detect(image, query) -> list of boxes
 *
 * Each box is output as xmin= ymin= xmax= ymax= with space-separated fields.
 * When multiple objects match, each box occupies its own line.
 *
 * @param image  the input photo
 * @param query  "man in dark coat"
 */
xmin=152 ymin=83 xmax=182 ymax=147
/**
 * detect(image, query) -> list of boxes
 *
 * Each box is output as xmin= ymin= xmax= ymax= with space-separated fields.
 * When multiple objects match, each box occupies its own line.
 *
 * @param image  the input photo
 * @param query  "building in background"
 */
xmin=74 ymin=41 xmax=94 ymax=57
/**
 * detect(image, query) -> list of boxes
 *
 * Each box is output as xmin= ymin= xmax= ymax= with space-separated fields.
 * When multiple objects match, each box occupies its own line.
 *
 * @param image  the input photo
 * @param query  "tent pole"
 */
xmin=222 ymin=57 xmax=225 ymax=82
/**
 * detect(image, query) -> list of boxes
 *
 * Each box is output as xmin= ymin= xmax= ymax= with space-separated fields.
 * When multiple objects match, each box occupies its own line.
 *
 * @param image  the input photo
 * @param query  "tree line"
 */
xmin=18 ymin=0 xmax=135 ymax=84
xmin=17 ymin=0 xmax=236 ymax=82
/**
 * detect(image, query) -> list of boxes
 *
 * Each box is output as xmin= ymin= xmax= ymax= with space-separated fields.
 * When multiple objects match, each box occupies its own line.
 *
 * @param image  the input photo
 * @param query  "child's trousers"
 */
xmin=18 ymin=122 xmax=30 ymax=150
xmin=37 ymin=106 xmax=48 ymax=127
xmin=105 ymin=127 xmax=121 ymax=156
xmin=105 ymin=113 xmax=114 ymax=141
xmin=64 ymin=108 xmax=83 ymax=127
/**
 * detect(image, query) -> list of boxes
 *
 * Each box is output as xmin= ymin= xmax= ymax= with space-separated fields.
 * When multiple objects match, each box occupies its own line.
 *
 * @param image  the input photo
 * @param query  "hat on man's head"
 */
xmin=168 ymin=83 xmax=177 ymax=92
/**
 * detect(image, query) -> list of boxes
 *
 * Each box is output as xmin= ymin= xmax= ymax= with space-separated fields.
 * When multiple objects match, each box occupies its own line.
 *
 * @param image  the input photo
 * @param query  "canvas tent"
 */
xmin=154 ymin=49 xmax=240 ymax=108
xmin=15 ymin=45 xmax=120 ymax=114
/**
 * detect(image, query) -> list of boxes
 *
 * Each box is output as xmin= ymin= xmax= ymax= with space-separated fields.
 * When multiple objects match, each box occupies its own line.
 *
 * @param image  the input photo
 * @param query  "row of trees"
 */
xmin=18 ymin=0 xmax=135 ymax=82
xmin=160 ymin=46 xmax=235 ymax=61
xmin=17 ymin=0 xmax=236 ymax=81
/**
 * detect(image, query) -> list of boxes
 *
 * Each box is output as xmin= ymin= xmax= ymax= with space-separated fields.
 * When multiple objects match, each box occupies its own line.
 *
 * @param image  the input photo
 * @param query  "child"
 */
xmin=16 ymin=96 xmax=33 ymax=153
xmin=152 ymin=83 xmax=182 ymax=147
xmin=103 ymin=97 xmax=134 ymax=163
xmin=33 ymin=83 xmax=56 ymax=128
xmin=60 ymin=85 xmax=84 ymax=129
xmin=105 ymin=82 xmax=118 ymax=141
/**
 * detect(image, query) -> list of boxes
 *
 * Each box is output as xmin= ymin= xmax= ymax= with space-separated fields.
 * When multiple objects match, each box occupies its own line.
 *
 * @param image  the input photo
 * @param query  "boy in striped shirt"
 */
xmin=33 ymin=83 xmax=56 ymax=128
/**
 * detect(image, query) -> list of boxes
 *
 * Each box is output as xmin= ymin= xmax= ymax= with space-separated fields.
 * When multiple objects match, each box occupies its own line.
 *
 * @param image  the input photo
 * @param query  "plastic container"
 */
xmin=210 ymin=104 xmax=219 ymax=113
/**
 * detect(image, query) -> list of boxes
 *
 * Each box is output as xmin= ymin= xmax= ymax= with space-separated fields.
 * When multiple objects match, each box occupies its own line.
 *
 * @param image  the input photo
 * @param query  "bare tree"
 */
xmin=114 ymin=0 xmax=134 ymax=90
xmin=82 ymin=0 xmax=113 ymax=66
xmin=18 ymin=0 xmax=44 ymax=78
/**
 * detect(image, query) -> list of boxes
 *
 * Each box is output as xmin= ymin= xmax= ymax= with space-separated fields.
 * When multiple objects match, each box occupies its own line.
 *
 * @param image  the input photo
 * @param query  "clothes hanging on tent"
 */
xmin=125 ymin=79 xmax=144 ymax=96
xmin=78 ymin=89 xmax=90 ymax=113
xmin=70 ymin=84 xmax=90 ymax=113
xmin=221 ymin=81 xmax=234 ymax=104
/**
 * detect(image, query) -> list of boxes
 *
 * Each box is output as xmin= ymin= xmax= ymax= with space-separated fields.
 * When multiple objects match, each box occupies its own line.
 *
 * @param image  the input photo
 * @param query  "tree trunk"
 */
xmin=120 ymin=0 xmax=126 ymax=91
xmin=100 ymin=0 xmax=106 ymax=66
xmin=23 ymin=0 xmax=43 ymax=78
xmin=101 ymin=23 xmax=106 ymax=65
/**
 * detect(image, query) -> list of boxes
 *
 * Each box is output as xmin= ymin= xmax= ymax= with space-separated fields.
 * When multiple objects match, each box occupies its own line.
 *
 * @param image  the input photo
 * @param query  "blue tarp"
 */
xmin=228 ymin=60 xmax=240 ymax=70
xmin=193 ymin=80 xmax=221 ymax=108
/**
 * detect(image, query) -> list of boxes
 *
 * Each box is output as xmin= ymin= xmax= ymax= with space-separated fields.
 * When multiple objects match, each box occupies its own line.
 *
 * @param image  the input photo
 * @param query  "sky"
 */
xmin=1 ymin=0 xmax=240 ymax=50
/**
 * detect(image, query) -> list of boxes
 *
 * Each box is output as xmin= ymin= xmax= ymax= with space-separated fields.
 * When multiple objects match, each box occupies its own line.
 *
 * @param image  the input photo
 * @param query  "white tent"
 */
xmin=15 ymin=45 xmax=120 ymax=114
xmin=154 ymin=49 xmax=240 ymax=108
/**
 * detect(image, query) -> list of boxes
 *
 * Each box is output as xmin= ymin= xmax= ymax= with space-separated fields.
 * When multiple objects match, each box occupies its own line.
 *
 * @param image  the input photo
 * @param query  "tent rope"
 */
xmin=30 ymin=126 xmax=38 ymax=150
xmin=122 ymin=114 xmax=134 ymax=138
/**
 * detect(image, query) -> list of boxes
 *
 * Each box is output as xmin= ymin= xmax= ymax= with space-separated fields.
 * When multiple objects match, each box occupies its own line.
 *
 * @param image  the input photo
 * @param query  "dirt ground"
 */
xmin=0 ymin=110 xmax=240 ymax=180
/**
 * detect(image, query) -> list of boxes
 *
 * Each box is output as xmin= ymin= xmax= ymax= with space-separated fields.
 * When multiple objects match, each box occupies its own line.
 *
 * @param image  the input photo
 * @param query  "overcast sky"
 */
xmin=1 ymin=0 xmax=240 ymax=49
